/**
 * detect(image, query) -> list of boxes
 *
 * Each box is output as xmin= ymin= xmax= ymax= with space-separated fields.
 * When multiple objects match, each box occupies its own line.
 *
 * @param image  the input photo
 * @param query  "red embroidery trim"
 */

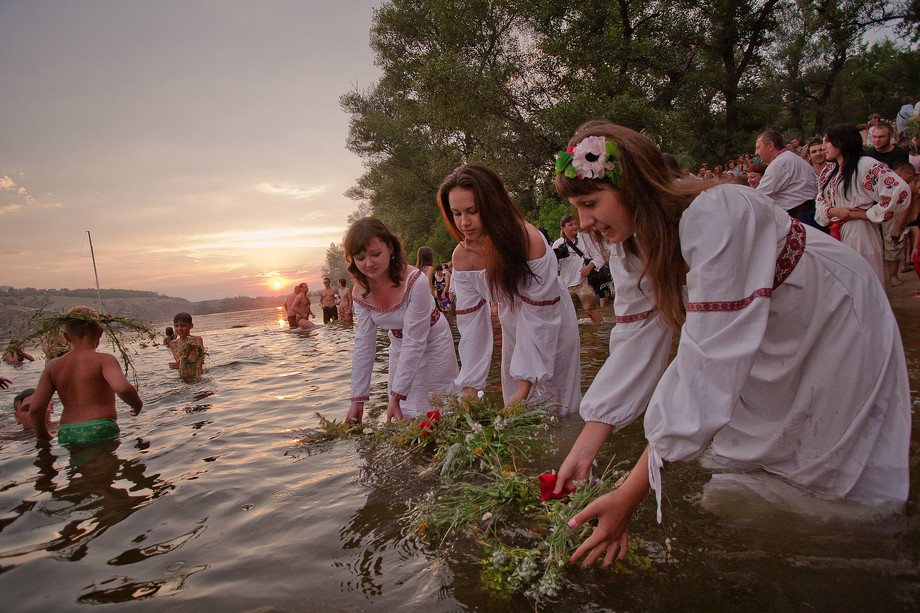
xmin=686 ymin=218 xmax=806 ymax=312
xmin=615 ymin=309 xmax=653 ymax=324
xmin=353 ymin=268 xmax=423 ymax=313
xmin=773 ymin=218 xmax=806 ymax=289
xmin=520 ymin=296 xmax=561 ymax=307
xmin=390 ymin=309 xmax=441 ymax=338
xmin=351 ymin=396 xmax=370 ymax=402
xmin=456 ymin=298 xmax=487 ymax=315
xmin=390 ymin=391 xmax=407 ymax=401
xmin=686 ymin=287 xmax=772 ymax=312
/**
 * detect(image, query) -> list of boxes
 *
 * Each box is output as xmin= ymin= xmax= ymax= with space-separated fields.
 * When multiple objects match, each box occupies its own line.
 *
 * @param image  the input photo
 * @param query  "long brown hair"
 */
xmin=555 ymin=121 xmax=713 ymax=332
xmin=437 ymin=163 xmax=536 ymax=302
xmin=343 ymin=217 xmax=407 ymax=299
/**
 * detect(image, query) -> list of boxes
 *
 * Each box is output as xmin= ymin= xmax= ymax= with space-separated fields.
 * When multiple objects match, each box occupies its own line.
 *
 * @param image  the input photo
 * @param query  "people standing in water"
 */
xmin=337 ymin=278 xmax=353 ymax=322
xmin=815 ymin=123 xmax=911 ymax=287
xmin=13 ymin=387 xmax=54 ymax=433
xmin=551 ymin=121 xmax=910 ymax=567
xmin=437 ymin=163 xmax=581 ymax=413
xmin=320 ymin=277 xmax=339 ymax=323
xmin=28 ymin=306 xmax=143 ymax=446
xmin=344 ymin=217 xmax=458 ymax=423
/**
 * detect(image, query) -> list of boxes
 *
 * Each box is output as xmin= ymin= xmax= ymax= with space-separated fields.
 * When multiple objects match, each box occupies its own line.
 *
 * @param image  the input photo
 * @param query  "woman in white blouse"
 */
xmin=437 ymin=163 xmax=581 ymax=413
xmin=552 ymin=121 xmax=909 ymax=567
xmin=344 ymin=217 xmax=458 ymax=423
xmin=815 ymin=123 xmax=911 ymax=286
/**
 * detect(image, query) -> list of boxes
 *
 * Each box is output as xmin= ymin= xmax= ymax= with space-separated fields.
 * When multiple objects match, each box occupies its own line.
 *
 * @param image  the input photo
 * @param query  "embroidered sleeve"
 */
xmin=349 ymin=300 xmax=377 ymax=403
xmin=579 ymin=240 xmax=673 ymax=427
xmin=452 ymin=271 xmax=493 ymax=391
xmin=862 ymin=162 xmax=912 ymax=224
xmin=643 ymin=186 xmax=781 ymax=522
xmin=814 ymin=164 xmax=834 ymax=226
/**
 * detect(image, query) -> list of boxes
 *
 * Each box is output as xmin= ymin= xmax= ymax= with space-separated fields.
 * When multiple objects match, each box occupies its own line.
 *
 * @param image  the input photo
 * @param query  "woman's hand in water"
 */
xmin=567 ymin=489 xmax=631 ymax=567
xmin=346 ymin=401 xmax=364 ymax=424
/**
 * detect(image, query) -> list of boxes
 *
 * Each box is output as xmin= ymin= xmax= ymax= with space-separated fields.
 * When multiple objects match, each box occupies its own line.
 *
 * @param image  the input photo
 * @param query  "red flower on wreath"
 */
xmin=538 ymin=473 xmax=576 ymax=502
xmin=418 ymin=420 xmax=433 ymax=436
xmin=426 ymin=410 xmax=441 ymax=422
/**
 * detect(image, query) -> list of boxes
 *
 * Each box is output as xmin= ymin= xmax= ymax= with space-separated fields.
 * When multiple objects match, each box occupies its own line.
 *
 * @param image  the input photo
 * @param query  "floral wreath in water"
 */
xmin=555 ymin=135 xmax=622 ymax=186
xmin=5 ymin=307 xmax=156 ymax=386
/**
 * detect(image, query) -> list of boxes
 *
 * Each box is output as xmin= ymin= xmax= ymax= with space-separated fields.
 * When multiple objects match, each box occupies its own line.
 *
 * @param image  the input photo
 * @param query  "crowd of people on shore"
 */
xmin=4 ymin=114 xmax=915 ymax=566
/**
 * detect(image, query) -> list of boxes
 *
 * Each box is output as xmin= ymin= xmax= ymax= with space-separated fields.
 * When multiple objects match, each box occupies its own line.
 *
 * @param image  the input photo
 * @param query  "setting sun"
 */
xmin=273 ymin=280 xmax=282 ymax=289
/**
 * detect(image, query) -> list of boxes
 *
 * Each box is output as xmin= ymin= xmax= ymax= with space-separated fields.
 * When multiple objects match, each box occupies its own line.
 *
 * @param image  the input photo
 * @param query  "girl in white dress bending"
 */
xmin=815 ymin=123 xmax=911 ymax=286
xmin=437 ymin=163 xmax=581 ymax=413
xmin=551 ymin=122 xmax=909 ymax=567
xmin=345 ymin=218 xmax=458 ymax=423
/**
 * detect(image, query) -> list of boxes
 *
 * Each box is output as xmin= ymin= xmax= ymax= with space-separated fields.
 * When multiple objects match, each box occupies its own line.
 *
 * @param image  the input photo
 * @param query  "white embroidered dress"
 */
xmin=350 ymin=267 xmax=459 ymax=418
xmin=815 ymin=157 xmax=912 ymax=286
xmin=452 ymin=240 xmax=582 ymax=414
xmin=580 ymin=185 xmax=910 ymax=519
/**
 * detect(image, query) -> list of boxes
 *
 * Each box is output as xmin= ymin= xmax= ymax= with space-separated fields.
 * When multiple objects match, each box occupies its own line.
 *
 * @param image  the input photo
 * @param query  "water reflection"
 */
xmin=1 ymin=439 xmax=170 ymax=568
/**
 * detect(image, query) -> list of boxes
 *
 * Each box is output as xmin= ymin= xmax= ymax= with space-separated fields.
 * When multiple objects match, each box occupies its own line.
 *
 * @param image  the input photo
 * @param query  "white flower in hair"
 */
xmin=571 ymin=135 xmax=612 ymax=179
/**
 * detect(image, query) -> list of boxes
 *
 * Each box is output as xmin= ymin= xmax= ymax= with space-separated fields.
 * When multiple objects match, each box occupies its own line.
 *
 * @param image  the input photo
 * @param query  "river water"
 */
xmin=0 ymin=304 xmax=917 ymax=611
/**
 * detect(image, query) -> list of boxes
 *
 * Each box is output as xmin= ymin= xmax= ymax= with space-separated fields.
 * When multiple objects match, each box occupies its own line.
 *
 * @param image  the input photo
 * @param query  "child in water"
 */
xmin=28 ymin=306 xmax=143 ymax=446
xmin=13 ymin=388 xmax=53 ymax=432
xmin=169 ymin=312 xmax=206 ymax=378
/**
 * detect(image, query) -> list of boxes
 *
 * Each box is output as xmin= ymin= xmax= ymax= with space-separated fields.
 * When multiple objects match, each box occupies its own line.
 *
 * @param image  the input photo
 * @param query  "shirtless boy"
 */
xmin=169 ymin=312 xmax=206 ymax=378
xmin=337 ymin=278 xmax=352 ymax=322
xmin=320 ymin=277 xmax=339 ymax=323
xmin=28 ymin=306 xmax=142 ymax=446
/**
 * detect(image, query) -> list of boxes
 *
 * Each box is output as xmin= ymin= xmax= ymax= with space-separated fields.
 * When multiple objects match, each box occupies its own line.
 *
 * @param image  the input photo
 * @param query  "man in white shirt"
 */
xmin=552 ymin=215 xmax=604 ymax=323
xmin=755 ymin=129 xmax=822 ymax=230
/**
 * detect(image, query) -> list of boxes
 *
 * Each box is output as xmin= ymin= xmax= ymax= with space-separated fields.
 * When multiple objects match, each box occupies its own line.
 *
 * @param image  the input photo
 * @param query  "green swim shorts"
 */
xmin=57 ymin=418 xmax=120 ymax=446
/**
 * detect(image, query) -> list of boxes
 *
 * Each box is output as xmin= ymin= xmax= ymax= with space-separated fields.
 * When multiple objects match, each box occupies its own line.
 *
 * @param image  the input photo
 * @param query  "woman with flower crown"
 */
xmin=551 ymin=121 xmax=910 ymax=567
xmin=437 ymin=163 xmax=581 ymax=414
xmin=344 ymin=217 xmax=458 ymax=423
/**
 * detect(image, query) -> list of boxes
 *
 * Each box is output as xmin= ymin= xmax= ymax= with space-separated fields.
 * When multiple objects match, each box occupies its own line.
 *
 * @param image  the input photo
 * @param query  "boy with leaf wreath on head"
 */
xmin=29 ymin=306 xmax=143 ymax=446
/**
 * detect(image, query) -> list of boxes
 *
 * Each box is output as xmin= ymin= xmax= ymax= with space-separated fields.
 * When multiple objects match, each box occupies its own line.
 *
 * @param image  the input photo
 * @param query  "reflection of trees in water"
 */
xmin=30 ymin=439 xmax=173 ymax=563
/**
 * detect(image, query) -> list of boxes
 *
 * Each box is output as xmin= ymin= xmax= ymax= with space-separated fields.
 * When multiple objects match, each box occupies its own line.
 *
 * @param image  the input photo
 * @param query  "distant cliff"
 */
xmin=0 ymin=288 xmax=283 ymax=338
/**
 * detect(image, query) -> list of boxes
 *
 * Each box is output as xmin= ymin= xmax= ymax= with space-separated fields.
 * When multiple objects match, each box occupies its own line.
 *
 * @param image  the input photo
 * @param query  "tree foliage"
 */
xmin=342 ymin=0 xmax=917 ymax=251
xmin=321 ymin=243 xmax=350 ymax=284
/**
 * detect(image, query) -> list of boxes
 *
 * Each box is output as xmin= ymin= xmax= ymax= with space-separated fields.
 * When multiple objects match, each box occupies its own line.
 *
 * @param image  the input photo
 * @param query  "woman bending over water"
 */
xmin=552 ymin=121 xmax=910 ymax=566
xmin=437 ymin=163 xmax=581 ymax=413
xmin=345 ymin=218 xmax=458 ymax=423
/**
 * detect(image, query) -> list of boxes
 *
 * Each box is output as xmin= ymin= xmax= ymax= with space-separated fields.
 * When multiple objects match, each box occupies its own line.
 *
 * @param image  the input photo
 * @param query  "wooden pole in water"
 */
xmin=87 ymin=230 xmax=104 ymax=314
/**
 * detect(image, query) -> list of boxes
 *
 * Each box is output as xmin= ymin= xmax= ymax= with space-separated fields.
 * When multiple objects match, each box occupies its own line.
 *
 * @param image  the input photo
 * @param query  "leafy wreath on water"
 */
xmin=309 ymin=394 xmax=666 ymax=605
xmin=5 ymin=308 xmax=156 ymax=386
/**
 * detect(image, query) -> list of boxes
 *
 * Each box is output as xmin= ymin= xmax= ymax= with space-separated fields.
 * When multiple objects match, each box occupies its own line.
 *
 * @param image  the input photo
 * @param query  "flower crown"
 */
xmin=555 ymin=135 xmax=622 ymax=186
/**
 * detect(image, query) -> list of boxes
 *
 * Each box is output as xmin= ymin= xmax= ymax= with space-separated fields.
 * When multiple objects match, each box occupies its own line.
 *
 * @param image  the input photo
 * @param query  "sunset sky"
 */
xmin=0 ymin=1 xmax=383 ymax=301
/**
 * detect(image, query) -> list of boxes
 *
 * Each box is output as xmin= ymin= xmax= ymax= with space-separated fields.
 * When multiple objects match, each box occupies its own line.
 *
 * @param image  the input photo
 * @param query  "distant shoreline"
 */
xmin=0 ymin=288 xmax=287 ymax=339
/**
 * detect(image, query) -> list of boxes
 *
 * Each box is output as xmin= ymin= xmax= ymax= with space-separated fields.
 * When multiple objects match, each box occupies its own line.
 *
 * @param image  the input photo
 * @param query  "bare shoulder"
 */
xmin=523 ymin=223 xmax=547 ymax=260
xmin=451 ymin=242 xmax=483 ymax=271
xmin=191 ymin=335 xmax=204 ymax=346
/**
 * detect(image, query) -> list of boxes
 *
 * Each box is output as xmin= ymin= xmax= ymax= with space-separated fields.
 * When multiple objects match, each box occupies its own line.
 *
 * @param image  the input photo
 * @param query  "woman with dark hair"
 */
xmin=344 ymin=217 xmax=458 ymax=423
xmin=551 ymin=121 xmax=909 ymax=566
xmin=437 ymin=163 xmax=581 ymax=413
xmin=815 ymin=124 xmax=912 ymax=286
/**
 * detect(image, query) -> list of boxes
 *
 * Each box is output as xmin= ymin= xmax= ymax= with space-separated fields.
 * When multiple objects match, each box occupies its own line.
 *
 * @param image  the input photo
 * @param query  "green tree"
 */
xmin=321 ymin=243 xmax=350 ymax=284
